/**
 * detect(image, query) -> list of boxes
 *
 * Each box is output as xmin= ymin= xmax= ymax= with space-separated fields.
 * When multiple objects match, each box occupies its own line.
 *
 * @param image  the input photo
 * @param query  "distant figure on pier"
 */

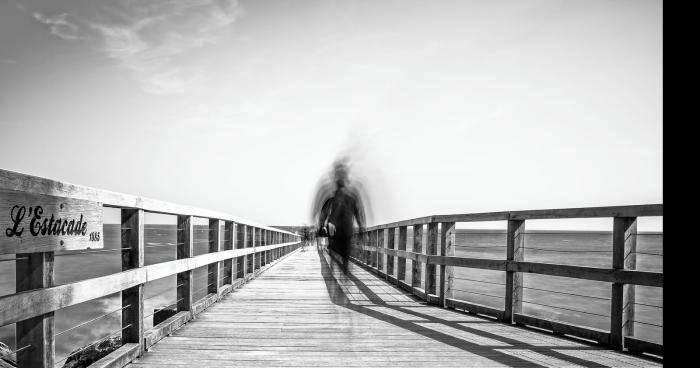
xmin=300 ymin=226 xmax=314 ymax=250
xmin=311 ymin=158 xmax=367 ymax=274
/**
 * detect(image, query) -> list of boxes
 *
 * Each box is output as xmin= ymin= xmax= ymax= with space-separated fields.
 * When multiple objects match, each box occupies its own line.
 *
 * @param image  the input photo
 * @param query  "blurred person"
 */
xmin=312 ymin=159 xmax=366 ymax=274
xmin=300 ymin=226 xmax=314 ymax=250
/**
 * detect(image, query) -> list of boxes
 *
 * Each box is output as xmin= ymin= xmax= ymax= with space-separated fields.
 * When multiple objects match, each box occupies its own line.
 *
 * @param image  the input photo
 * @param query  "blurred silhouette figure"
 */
xmin=300 ymin=226 xmax=314 ymax=251
xmin=311 ymin=158 xmax=366 ymax=274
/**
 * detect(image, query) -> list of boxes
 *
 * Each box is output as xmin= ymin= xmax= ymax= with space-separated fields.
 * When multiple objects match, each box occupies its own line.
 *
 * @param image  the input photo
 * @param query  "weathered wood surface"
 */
xmin=128 ymin=246 xmax=661 ymax=367
xmin=364 ymin=204 xmax=662 ymax=231
xmin=0 ymin=241 xmax=300 ymax=327
xmin=1 ymin=189 xmax=104 ymax=254
xmin=351 ymin=247 xmax=661 ymax=287
xmin=0 ymin=169 xmax=296 ymax=235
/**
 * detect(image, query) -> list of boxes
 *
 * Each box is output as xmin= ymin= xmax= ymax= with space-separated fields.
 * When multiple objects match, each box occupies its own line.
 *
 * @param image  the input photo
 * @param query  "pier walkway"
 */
xmin=127 ymin=247 xmax=660 ymax=368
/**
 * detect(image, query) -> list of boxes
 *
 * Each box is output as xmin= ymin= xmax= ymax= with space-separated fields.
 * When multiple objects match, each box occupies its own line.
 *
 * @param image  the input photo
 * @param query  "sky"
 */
xmin=0 ymin=0 xmax=662 ymax=230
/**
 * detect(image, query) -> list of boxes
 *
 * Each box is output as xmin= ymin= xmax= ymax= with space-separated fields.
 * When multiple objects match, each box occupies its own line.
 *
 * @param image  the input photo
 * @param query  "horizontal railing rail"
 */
xmin=351 ymin=204 xmax=662 ymax=358
xmin=0 ymin=168 xmax=302 ymax=368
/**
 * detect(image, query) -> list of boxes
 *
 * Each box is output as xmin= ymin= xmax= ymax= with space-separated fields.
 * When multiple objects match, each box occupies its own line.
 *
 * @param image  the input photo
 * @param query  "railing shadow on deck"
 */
xmin=317 ymin=247 xmax=662 ymax=367
xmin=347 ymin=205 xmax=663 ymax=360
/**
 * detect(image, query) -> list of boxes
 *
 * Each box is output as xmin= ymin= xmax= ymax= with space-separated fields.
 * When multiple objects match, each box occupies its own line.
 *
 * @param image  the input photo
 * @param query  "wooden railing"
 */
xmin=351 ymin=204 xmax=662 ymax=357
xmin=0 ymin=169 xmax=301 ymax=368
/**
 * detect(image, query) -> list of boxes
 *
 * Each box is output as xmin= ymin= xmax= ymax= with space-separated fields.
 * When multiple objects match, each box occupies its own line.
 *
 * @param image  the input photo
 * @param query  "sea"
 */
xmin=0 ymin=226 xmax=662 ymax=362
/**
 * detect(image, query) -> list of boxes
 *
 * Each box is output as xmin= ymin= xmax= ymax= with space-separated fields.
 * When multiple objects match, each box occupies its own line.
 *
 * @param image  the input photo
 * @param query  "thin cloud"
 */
xmin=33 ymin=12 xmax=81 ymax=40
xmin=90 ymin=0 xmax=243 ymax=94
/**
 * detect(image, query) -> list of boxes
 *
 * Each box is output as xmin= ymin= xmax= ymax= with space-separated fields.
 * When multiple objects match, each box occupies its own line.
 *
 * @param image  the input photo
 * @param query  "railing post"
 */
xmin=121 ymin=208 xmax=144 ymax=356
xmin=505 ymin=219 xmax=525 ymax=323
xmin=412 ymin=224 xmax=424 ymax=294
xmin=16 ymin=251 xmax=54 ymax=368
xmin=426 ymin=222 xmax=439 ymax=301
xmin=176 ymin=215 xmax=194 ymax=314
xmin=611 ymin=217 xmax=637 ymax=350
xmin=377 ymin=229 xmax=384 ymax=275
xmin=397 ymin=226 xmax=407 ymax=284
xmin=255 ymin=227 xmax=261 ymax=272
xmin=240 ymin=225 xmax=248 ymax=279
xmin=250 ymin=227 xmax=256 ymax=273
xmin=224 ymin=221 xmax=234 ymax=285
xmin=263 ymin=230 xmax=268 ymax=265
xmin=440 ymin=222 xmax=455 ymax=308
xmin=366 ymin=231 xmax=371 ymax=266
xmin=247 ymin=226 xmax=253 ymax=276
xmin=386 ymin=228 xmax=395 ymax=280
xmin=209 ymin=219 xmax=222 ymax=295
xmin=260 ymin=229 xmax=265 ymax=267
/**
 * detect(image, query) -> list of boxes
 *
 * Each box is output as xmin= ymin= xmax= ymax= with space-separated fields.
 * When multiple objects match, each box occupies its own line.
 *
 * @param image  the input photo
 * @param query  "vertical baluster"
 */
xmin=440 ymin=222 xmax=455 ymax=308
xmin=255 ymin=228 xmax=261 ymax=272
xmin=121 ymin=209 xmax=144 ymax=355
xmin=412 ymin=224 xmax=424 ymax=296
xmin=176 ymin=215 xmax=194 ymax=314
xmin=505 ymin=219 xmax=525 ymax=323
xmin=371 ymin=230 xmax=375 ymax=269
xmin=611 ymin=217 xmax=637 ymax=350
xmin=208 ymin=219 xmax=222 ymax=295
xmin=387 ymin=228 xmax=395 ymax=281
xmin=224 ymin=221 xmax=234 ymax=286
xmin=377 ymin=229 xmax=384 ymax=274
xmin=260 ymin=229 xmax=265 ymax=267
xmin=426 ymin=222 xmax=439 ymax=301
xmin=397 ymin=226 xmax=407 ymax=285
xmin=16 ymin=251 xmax=54 ymax=368
xmin=251 ymin=227 xmax=257 ymax=273
xmin=267 ymin=230 xmax=271 ymax=266
xmin=250 ymin=226 xmax=255 ymax=274
xmin=240 ymin=224 xmax=248 ymax=280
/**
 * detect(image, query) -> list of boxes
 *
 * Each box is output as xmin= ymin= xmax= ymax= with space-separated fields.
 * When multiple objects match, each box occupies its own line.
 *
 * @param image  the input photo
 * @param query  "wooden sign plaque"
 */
xmin=1 ymin=190 xmax=104 ymax=255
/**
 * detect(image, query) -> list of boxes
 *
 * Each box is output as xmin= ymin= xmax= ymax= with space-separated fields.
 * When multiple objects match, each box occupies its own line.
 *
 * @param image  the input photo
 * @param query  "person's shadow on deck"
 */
xmin=315 ymin=246 xmax=654 ymax=368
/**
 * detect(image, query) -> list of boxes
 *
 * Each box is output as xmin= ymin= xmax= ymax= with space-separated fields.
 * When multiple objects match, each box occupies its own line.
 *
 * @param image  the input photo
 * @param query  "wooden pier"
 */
xmin=127 ymin=247 xmax=660 ymax=367
xmin=0 ymin=169 xmax=662 ymax=367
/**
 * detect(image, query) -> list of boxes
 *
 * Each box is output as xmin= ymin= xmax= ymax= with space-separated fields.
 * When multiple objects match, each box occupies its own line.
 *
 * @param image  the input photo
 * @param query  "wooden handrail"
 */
xmin=0 ymin=168 xmax=294 ymax=234
xmin=0 ymin=241 xmax=300 ymax=327
xmin=364 ymin=204 xmax=662 ymax=230
xmin=351 ymin=204 xmax=663 ymax=357
xmin=0 ymin=168 xmax=302 ymax=368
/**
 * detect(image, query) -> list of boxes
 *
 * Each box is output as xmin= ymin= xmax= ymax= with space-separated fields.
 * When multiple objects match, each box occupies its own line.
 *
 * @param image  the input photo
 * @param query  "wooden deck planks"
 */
xmin=128 ymin=247 xmax=661 ymax=368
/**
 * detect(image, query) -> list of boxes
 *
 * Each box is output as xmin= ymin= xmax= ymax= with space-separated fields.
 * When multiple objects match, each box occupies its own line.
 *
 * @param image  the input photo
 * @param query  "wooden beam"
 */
xmin=425 ymin=222 xmax=438 ymax=296
xmin=624 ymin=336 xmax=663 ymax=357
xmin=377 ymin=229 xmax=384 ymax=274
xmin=439 ymin=222 xmax=455 ymax=308
xmin=412 ymin=224 xmax=423 ymax=292
xmin=0 ymin=169 xmax=297 ymax=236
xmin=513 ymin=313 xmax=610 ymax=345
xmin=397 ymin=226 xmax=407 ymax=283
xmin=121 ymin=208 xmax=144 ymax=356
xmin=0 ymin=240 xmax=300 ymax=327
xmin=208 ymin=219 xmax=222 ymax=295
xmin=508 ymin=205 xmax=661 ymax=220
xmin=386 ymin=228 xmax=395 ymax=279
xmin=15 ymin=251 xmax=54 ymax=368
xmin=364 ymin=204 xmax=661 ymax=231
xmin=504 ymin=219 xmax=525 ymax=324
xmin=446 ymin=298 xmax=505 ymax=320
xmin=368 ymin=231 xmax=375 ymax=266
xmin=176 ymin=215 xmax=194 ymax=314
xmin=224 ymin=221 xmax=234 ymax=285
xmin=429 ymin=256 xmax=506 ymax=271
xmin=507 ymin=261 xmax=661 ymax=287
xmin=237 ymin=224 xmax=245 ymax=279
xmin=611 ymin=217 xmax=637 ymax=350
xmin=89 ymin=343 xmax=140 ymax=368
